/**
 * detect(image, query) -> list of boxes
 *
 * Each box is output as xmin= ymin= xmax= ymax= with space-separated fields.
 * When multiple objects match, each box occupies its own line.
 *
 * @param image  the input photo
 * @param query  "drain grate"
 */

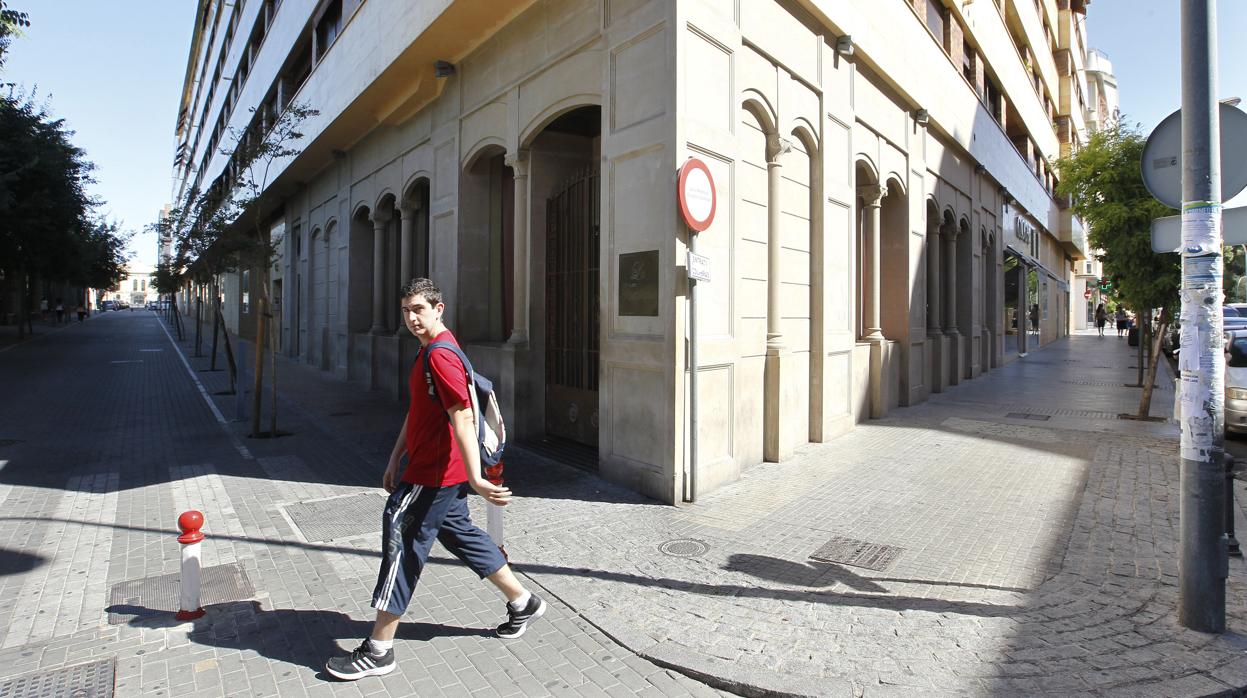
xmin=107 ymin=563 xmax=255 ymax=625
xmin=1005 ymin=412 xmax=1052 ymax=421
xmin=658 ymin=539 xmax=709 ymax=558
xmin=1060 ymin=378 xmax=1125 ymax=387
xmin=0 ymin=438 xmax=21 ymax=447
xmin=809 ymin=537 xmax=904 ymax=571
xmin=283 ymin=492 xmax=385 ymax=543
xmin=0 ymin=658 xmax=114 ymax=698
xmin=328 ymin=411 xmax=354 ymax=417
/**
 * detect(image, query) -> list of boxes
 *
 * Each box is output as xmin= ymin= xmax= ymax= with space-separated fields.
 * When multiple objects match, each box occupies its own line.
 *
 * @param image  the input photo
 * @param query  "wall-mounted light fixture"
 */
xmin=434 ymin=60 xmax=456 ymax=78
xmin=974 ymin=163 xmax=987 ymax=175
xmin=914 ymin=109 xmax=930 ymax=127
xmin=835 ymin=35 xmax=854 ymax=57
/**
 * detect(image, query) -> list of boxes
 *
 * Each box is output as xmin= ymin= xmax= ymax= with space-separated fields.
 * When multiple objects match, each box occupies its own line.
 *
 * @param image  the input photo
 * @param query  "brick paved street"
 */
xmin=0 ymin=311 xmax=728 ymax=698
xmin=3 ymin=312 xmax=1247 ymax=696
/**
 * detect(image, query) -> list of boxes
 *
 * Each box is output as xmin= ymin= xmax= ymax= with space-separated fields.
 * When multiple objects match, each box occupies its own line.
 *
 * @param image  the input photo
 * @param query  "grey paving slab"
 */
xmin=0 ymin=312 xmax=732 ymax=697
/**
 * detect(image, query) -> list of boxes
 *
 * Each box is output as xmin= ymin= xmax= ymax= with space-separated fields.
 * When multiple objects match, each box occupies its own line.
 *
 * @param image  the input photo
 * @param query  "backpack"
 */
xmin=422 ymin=341 xmax=507 ymax=468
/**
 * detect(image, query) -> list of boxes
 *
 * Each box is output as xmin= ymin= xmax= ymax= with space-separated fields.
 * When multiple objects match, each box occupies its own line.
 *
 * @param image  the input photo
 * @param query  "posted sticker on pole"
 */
xmin=678 ymin=158 xmax=717 ymax=232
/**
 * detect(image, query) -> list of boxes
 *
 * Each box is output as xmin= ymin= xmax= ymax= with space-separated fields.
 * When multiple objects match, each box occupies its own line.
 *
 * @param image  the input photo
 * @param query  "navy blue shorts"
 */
xmin=371 ymin=482 xmax=508 ymax=616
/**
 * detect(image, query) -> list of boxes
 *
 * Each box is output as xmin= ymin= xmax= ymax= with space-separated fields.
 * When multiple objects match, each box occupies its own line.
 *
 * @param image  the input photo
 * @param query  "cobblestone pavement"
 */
xmin=3 ymin=313 xmax=1247 ymax=697
xmin=0 ymin=312 xmax=730 ymax=697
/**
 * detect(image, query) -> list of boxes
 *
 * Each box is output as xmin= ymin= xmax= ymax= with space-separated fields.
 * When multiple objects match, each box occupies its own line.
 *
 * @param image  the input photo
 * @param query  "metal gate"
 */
xmin=545 ymin=168 xmax=600 ymax=448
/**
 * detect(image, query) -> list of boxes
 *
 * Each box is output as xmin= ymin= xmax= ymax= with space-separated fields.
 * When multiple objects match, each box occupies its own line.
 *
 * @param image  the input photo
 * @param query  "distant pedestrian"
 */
xmin=54 ymin=299 xmax=64 ymax=324
xmin=1094 ymin=303 xmax=1107 ymax=337
xmin=39 ymin=298 xmax=48 ymax=321
xmin=1115 ymin=308 xmax=1128 ymax=337
xmin=76 ymin=305 xmax=85 ymax=323
xmin=1029 ymin=304 xmax=1039 ymax=333
xmin=324 ymin=278 xmax=545 ymax=682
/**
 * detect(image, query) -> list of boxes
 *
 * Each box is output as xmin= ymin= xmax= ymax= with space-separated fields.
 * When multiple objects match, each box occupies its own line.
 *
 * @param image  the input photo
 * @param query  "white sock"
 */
xmin=509 ymin=590 xmax=531 ymax=609
xmin=367 ymin=638 xmax=393 ymax=656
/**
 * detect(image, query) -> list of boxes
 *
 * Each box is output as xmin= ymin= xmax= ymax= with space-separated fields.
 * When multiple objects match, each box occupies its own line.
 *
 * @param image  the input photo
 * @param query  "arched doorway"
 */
xmin=533 ymin=106 xmax=601 ymax=450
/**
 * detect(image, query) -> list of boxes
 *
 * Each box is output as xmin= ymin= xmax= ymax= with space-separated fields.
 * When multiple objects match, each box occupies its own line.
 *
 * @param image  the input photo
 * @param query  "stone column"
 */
xmin=927 ymin=222 xmax=942 ymax=335
xmin=859 ymin=183 xmax=887 ymax=342
xmin=369 ymin=211 xmax=390 ymax=335
xmin=506 ymin=150 xmax=530 ymax=345
xmin=396 ymin=206 xmax=415 ymax=335
xmin=766 ymin=134 xmax=793 ymax=350
xmin=943 ymin=221 xmax=959 ymax=337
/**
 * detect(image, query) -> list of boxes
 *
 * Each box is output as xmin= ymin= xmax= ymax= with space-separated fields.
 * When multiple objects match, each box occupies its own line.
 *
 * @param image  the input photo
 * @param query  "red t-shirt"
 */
xmin=403 ymin=331 xmax=472 ymax=487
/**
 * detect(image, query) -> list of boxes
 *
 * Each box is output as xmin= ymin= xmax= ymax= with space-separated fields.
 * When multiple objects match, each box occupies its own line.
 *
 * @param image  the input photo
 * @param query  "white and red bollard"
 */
xmin=175 ymin=510 xmax=206 ymax=621
xmin=484 ymin=461 xmax=506 ymax=560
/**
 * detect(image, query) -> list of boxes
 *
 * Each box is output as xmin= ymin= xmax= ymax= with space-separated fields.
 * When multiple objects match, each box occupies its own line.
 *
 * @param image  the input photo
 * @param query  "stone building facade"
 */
xmin=174 ymin=0 xmax=1098 ymax=503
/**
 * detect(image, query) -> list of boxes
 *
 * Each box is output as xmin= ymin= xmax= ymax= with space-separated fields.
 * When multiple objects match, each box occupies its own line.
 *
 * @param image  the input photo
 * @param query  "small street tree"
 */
xmin=1056 ymin=119 xmax=1178 ymax=419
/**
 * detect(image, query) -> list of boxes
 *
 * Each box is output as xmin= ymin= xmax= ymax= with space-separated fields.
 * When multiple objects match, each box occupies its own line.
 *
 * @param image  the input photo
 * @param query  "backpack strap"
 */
xmin=422 ymin=341 xmax=485 ymax=437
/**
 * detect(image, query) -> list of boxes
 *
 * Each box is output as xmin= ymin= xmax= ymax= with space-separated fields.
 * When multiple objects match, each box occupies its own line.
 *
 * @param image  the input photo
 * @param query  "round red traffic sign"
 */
xmin=1084 ymin=288 xmax=1092 ymax=299
xmin=678 ymin=158 xmax=716 ymax=232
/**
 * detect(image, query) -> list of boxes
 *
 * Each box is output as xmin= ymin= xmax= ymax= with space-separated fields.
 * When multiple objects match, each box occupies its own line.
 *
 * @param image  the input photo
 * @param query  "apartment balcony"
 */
xmin=1059 ymin=209 xmax=1088 ymax=260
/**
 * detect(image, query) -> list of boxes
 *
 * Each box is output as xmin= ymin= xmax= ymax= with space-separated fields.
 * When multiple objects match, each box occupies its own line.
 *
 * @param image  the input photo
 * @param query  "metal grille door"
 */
xmin=545 ymin=168 xmax=600 ymax=448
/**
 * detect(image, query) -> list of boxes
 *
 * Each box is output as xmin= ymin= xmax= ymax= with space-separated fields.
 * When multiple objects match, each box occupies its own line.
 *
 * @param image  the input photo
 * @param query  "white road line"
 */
xmin=157 ymin=318 xmax=253 ymax=460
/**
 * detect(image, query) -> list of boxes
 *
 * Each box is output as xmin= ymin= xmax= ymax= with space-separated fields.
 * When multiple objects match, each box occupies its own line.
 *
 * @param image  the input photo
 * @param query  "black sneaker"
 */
xmin=497 ymin=593 xmax=547 ymax=639
xmin=325 ymin=641 xmax=396 ymax=680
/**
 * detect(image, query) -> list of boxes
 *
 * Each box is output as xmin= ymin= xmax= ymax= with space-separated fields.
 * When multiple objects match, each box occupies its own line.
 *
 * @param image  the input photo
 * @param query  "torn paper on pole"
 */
xmin=1182 ymin=203 xmax=1222 ymax=255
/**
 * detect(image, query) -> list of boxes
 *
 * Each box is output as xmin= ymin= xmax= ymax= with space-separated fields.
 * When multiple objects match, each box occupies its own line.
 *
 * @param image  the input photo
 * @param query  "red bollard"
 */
xmin=484 ymin=461 xmax=507 ymax=560
xmin=175 ymin=510 xmax=206 ymax=621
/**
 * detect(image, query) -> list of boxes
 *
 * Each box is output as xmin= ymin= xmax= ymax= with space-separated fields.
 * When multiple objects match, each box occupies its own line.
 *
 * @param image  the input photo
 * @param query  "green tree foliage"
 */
xmin=0 ymin=90 xmax=127 ymax=294
xmin=0 ymin=1 xmax=30 ymax=73
xmin=1055 ymin=120 xmax=1179 ymax=315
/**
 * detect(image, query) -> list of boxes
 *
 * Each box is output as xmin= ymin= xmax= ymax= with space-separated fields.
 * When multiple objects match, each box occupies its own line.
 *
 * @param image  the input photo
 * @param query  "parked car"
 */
xmin=99 ymin=300 xmax=115 ymax=311
xmin=1227 ymin=329 xmax=1247 ymax=435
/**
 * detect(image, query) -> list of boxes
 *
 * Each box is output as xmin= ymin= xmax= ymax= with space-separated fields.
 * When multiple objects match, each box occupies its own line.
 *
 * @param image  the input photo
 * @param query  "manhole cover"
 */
xmin=283 ymin=492 xmax=385 ymax=543
xmin=107 ymin=563 xmax=255 ymax=624
xmin=0 ymin=658 xmax=114 ymax=698
xmin=658 ymin=539 xmax=709 ymax=558
xmin=0 ymin=438 xmax=21 ymax=447
xmin=809 ymin=537 xmax=904 ymax=571
xmin=1005 ymin=412 xmax=1052 ymax=421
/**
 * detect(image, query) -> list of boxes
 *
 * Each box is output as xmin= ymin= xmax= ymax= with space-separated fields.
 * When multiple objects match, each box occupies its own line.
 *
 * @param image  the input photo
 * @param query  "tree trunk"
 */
xmin=193 ymin=287 xmax=203 ymax=357
xmin=218 ymin=305 xmax=238 ymax=394
xmin=16 ymin=269 xmax=28 ymax=340
xmin=251 ymin=294 xmax=266 ymax=437
xmin=1138 ymin=309 xmax=1169 ymax=419
xmin=269 ymin=290 xmax=279 ymax=437
xmin=1136 ymin=312 xmax=1145 ymax=387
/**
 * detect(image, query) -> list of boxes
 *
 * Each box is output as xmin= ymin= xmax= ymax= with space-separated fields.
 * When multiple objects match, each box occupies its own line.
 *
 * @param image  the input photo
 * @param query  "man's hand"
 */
xmin=383 ymin=458 xmax=402 ymax=493
xmin=469 ymin=478 xmax=512 ymax=506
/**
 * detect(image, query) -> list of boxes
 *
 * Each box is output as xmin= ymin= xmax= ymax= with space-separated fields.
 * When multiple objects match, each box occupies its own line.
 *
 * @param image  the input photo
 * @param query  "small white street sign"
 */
xmin=688 ymin=252 xmax=711 ymax=282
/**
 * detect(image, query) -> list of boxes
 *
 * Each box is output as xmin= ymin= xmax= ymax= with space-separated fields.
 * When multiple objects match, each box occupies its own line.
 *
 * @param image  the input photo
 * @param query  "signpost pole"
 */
xmin=687 ymin=228 xmax=698 ymax=503
xmin=1178 ymin=0 xmax=1226 ymax=633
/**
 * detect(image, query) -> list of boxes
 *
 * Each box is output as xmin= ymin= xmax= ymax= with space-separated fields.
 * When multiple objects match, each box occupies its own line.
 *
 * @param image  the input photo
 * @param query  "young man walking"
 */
xmin=325 ymin=278 xmax=545 ymax=681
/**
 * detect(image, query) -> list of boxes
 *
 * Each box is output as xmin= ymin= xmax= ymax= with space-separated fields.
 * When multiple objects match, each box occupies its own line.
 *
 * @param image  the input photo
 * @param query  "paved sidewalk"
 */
xmin=191 ymin=326 xmax=1247 ymax=697
xmin=0 ymin=312 xmax=728 ymax=698
xmin=3 ymin=312 xmax=1247 ymax=696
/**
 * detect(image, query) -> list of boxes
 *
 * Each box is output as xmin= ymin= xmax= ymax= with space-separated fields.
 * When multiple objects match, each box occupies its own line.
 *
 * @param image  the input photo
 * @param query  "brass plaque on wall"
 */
xmin=618 ymin=250 xmax=660 ymax=317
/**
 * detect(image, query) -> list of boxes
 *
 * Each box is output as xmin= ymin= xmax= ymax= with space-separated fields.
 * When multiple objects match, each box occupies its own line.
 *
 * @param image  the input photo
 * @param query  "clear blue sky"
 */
xmin=4 ymin=1 xmax=196 ymax=267
xmin=1 ymin=0 xmax=1244 ymax=267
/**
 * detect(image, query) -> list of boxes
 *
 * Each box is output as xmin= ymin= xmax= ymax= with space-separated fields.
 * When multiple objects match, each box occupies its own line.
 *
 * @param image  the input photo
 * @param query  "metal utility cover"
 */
xmin=107 ymin=563 xmax=255 ymax=625
xmin=282 ymin=492 xmax=385 ymax=543
xmin=810 ymin=537 xmax=904 ymax=572
xmin=0 ymin=658 xmax=114 ymax=698
xmin=658 ymin=539 xmax=709 ymax=558
xmin=1005 ymin=412 xmax=1052 ymax=421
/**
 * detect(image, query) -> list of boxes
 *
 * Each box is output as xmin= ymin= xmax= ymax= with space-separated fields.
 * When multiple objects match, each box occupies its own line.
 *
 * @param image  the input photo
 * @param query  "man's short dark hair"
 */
xmin=401 ymin=278 xmax=442 ymax=306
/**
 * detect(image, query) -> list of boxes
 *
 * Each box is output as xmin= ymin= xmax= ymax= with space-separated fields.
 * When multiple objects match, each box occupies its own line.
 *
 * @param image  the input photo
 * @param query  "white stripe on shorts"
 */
xmin=376 ymin=484 xmax=422 ymax=609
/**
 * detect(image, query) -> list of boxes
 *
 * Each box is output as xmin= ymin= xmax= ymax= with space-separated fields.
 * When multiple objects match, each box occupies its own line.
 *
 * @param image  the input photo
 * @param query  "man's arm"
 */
xmin=383 ymin=414 xmax=408 ymax=492
xmin=448 ymin=403 xmax=512 ymax=506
